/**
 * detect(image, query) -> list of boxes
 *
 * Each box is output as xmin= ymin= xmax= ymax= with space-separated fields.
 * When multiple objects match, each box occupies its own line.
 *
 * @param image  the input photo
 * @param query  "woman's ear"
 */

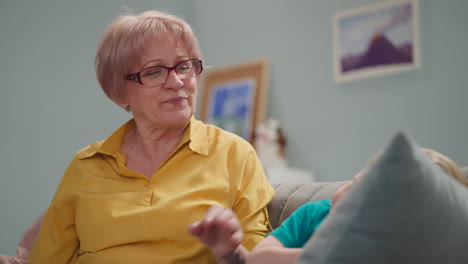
xmin=117 ymin=100 xmax=130 ymax=112
xmin=116 ymin=90 xmax=131 ymax=111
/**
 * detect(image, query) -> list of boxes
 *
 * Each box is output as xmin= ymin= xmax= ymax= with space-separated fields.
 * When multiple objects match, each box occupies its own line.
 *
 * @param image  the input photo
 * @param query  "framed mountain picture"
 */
xmin=333 ymin=0 xmax=420 ymax=83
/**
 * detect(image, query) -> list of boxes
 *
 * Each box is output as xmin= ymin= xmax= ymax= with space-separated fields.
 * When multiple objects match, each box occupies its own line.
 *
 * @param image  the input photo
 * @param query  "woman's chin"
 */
xmin=166 ymin=111 xmax=192 ymax=125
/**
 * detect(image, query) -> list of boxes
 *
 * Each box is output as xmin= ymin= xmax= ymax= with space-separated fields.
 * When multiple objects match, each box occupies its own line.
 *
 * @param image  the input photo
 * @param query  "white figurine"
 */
xmin=254 ymin=119 xmax=287 ymax=170
xmin=254 ymin=119 xmax=315 ymax=184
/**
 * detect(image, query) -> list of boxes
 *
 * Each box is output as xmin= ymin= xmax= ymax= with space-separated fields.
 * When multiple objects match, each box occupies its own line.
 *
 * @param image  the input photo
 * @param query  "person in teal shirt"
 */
xmin=189 ymin=148 xmax=467 ymax=264
xmin=268 ymin=198 xmax=331 ymax=248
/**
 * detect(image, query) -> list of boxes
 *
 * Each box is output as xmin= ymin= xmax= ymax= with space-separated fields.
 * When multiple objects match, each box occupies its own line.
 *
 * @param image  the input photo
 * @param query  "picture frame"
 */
xmin=332 ymin=0 xmax=420 ymax=83
xmin=199 ymin=59 xmax=270 ymax=144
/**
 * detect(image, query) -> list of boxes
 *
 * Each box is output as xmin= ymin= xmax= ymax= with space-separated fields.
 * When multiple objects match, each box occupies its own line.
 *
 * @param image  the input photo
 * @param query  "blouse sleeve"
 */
xmin=28 ymin=159 xmax=81 ymax=264
xmin=228 ymin=143 xmax=275 ymax=251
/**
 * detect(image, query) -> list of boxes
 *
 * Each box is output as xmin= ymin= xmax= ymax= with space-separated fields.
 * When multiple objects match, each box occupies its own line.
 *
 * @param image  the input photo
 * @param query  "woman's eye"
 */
xmin=143 ymin=68 xmax=163 ymax=77
xmin=177 ymin=65 xmax=191 ymax=73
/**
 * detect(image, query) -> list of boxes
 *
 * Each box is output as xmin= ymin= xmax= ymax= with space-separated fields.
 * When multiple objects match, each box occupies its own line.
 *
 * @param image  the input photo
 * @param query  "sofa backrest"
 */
xmin=268 ymin=181 xmax=349 ymax=229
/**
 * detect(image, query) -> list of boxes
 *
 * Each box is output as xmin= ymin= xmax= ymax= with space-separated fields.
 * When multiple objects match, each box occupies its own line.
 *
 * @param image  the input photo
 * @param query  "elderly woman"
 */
xmin=28 ymin=10 xmax=274 ymax=264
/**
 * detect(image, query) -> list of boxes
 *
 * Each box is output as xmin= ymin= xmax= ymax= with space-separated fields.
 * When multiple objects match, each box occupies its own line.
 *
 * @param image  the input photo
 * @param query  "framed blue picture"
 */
xmin=199 ymin=59 xmax=270 ymax=143
xmin=206 ymin=79 xmax=255 ymax=140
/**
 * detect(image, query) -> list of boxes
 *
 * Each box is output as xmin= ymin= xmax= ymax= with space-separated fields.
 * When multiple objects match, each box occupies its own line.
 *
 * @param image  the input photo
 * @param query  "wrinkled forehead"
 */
xmin=132 ymin=33 xmax=189 ymax=69
xmin=152 ymin=33 xmax=187 ymax=51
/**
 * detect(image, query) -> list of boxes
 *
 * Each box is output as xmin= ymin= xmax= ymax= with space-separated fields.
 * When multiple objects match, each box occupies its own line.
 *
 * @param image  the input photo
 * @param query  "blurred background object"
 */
xmin=255 ymin=119 xmax=315 ymax=184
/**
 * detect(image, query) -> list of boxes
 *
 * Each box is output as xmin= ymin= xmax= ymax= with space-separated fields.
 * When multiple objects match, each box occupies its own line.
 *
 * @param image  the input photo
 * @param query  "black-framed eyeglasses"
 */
xmin=126 ymin=59 xmax=203 ymax=87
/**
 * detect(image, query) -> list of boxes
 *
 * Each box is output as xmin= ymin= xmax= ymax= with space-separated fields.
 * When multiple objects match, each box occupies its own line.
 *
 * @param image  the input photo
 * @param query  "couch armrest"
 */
xmin=0 ymin=212 xmax=45 ymax=264
xmin=267 ymin=181 xmax=349 ymax=229
xmin=0 ymin=255 xmax=25 ymax=264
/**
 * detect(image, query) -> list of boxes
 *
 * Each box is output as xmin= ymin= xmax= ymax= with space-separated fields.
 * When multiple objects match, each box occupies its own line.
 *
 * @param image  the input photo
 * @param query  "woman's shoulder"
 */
xmin=192 ymin=119 xmax=253 ymax=149
xmin=74 ymin=140 xmax=105 ymax=160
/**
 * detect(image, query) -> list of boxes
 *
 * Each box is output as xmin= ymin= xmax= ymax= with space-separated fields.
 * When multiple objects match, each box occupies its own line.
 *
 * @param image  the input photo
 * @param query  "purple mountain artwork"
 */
xmin=341 ymin=33 xmax=413 ymax=73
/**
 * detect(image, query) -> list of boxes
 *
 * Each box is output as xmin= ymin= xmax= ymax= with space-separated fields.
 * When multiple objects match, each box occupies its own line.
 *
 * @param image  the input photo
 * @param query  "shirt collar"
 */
xmin=77 ymin=117 xmax=208 ymax=159
xmin=186 ymin=117 xmax=209 ymax=156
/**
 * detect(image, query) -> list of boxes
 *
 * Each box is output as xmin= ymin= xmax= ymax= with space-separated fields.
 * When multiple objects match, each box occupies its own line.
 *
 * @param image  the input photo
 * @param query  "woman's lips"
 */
xmin=164 ymin=96 xmax=186 ymax=104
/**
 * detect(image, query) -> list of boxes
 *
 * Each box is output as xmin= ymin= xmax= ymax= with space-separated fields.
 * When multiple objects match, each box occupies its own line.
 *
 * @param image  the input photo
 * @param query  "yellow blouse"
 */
xmin=29 ymin=118 xmax=274 ymax=264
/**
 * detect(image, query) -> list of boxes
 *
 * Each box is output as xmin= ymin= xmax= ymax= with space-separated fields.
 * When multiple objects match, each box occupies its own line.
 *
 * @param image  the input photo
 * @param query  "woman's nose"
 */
xmin=163 ymin=70 xmax=184 ymax=89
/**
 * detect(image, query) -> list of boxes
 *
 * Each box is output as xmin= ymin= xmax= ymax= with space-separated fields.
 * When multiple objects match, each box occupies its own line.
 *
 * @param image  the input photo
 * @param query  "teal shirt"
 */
xmin=268 ymin=199 xmax=331 ymax=248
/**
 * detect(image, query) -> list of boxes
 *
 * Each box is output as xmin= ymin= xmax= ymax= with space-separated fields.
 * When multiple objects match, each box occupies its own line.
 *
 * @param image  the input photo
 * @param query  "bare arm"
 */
xmin=246 ymin=235 xmax=302 ymax=264
xmin=188 ymin=205 xmax=249 ymax=264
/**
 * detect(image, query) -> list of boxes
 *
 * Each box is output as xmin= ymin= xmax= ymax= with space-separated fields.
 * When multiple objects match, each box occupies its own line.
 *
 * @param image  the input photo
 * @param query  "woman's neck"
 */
xmin=122 ymin=119 xmax=189 ymax=177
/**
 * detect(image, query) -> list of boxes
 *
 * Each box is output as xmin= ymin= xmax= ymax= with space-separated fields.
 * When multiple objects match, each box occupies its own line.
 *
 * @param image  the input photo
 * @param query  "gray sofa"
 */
xmin=1 ymin=166 xmax=467 ymax=263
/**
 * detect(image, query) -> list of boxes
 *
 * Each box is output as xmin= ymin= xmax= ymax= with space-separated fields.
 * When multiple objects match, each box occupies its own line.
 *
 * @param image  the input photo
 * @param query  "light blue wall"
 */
xmin=1 ymin=0 xmax=467 ymax=256
xmin=191 ymin=0 xmax=468 ymax=182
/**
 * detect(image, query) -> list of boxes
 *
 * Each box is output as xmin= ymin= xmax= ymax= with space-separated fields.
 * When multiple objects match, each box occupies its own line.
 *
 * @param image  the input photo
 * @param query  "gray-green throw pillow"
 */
xmin=297 ymin=132 xmax=468 ymax=264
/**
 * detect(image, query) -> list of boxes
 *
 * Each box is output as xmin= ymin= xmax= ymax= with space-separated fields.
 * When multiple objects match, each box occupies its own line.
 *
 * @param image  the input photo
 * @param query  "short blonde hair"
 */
xmin=421 ymin=148 xmax=468 ymax=188
xmin=94 ymin=10 xmax=202 ymax=109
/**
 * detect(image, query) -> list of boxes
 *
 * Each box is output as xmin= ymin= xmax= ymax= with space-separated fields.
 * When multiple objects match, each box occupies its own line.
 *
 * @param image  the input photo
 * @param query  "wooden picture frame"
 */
xmin=199 ymin=59 xmax=270 ymax=144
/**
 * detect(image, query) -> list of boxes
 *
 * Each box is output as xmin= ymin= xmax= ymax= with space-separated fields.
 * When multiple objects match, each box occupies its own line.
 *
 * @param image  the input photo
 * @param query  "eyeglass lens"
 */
xmin=140 ymin=59 xmax=202 ymax=86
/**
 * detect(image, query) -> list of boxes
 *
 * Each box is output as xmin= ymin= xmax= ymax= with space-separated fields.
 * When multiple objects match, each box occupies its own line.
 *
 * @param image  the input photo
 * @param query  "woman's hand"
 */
xmin=188 ymin=205 xmax=248 ymax=263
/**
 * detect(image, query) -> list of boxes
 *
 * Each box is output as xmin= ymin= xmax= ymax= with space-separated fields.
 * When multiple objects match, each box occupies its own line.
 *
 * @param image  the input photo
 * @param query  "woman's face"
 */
xmin=125 ymin=34 xmax=199 ymax=128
